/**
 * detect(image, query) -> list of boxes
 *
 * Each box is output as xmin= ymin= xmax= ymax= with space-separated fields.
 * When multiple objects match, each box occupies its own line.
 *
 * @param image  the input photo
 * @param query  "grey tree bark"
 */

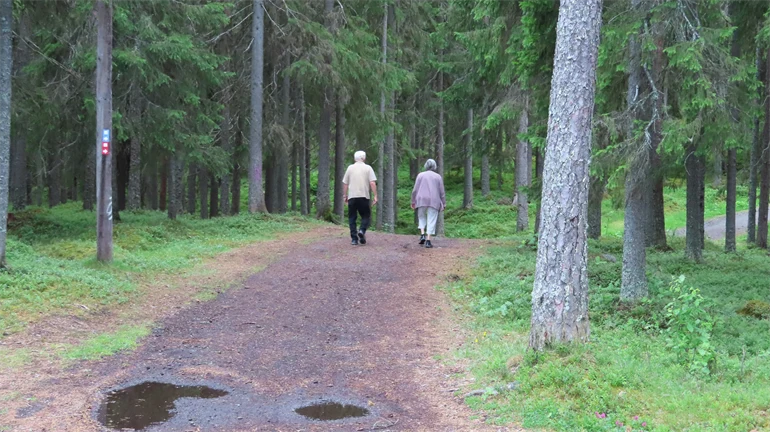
xmin=712 ymin=151 xmax=722 ymax=188
xmin=529 ymin=0 xmax=601 ymax=351
xmin=95 ymin=0 xmax=113 ymax=262
xmin=248 ymin=0 xmax=267 ymax=213
xmin=749 ymin=45 xmax=762 ymax=244
xmin=435 ymin=54 xmax=445 ymax=236
xmin=277 ymin=58 xmax=290 ymax=214
xmin=219 ymin=100 xmax=232 ymax=216
xmin=9 ymin=9 xmax=29 ymax=212
xmin=759 ymin=50 xmax=770 ymax=249
xmin=621 ymin=0 xmax=649 ymax=302
xmin=127 ymin=86 xmax=142 ymax=211
xmin=463 ymin=108 xmax=473 ymax=209
xmin=685 ymin=144 xmax=705 ymax=260
xmin=209 ymin=174 xmax=218 ymax=217
xmin=334 ymin=96 xmax=346 ymax=219
xmin=0 ymin=0 xmax=12 ymax=267
xmin=587 ymin=175 xmax=604 ymax=240
xmin=376 ymin=2 xmax=388 ymax=230
xmin=148 ymin=158 xmax=158 ymax=210
xmin=299 ymin=86 xmax=309 ymax=215
xmin=199 ymin=165 xmax=209 ymax=219
xmin=726 ymin=148 xmax=736 ymax=252
xmin=187 ymin=163 xmax=197 ymax=214
xmin=646 ymin=30 xmax=667 ymax=249
xmin=516 ymin=101 xmax=530 ymax=231
xmin=383 ymin=94 xmax=396 ymax=232
xmin=48 ymin=150 xmax=61 ymax=207
xmin=168 ymin=152 xmax=183 ymax=220
xmin=315 ymin=0 xmax=335 ymax=220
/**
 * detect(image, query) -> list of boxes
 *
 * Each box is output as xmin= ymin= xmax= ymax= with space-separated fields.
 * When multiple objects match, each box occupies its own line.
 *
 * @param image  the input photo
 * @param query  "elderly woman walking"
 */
xmin=411 ymin=159 xmax=446 ymax=248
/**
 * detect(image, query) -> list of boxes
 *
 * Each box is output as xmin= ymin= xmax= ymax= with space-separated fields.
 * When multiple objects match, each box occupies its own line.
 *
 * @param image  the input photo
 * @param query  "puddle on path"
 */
xmin=97 ymin=381 xmax=228 ymax=430
xmin=295 ymin=401 xmax=369 ymax=421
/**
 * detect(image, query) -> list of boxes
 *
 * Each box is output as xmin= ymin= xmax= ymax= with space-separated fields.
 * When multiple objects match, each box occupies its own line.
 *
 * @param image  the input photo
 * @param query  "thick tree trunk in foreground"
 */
xmin=529 ymin=0 xmax=601 ymax=351
xmin=95 ymin=0 xmax=113 ymax=262
xmin=463 ymin=109 xmax=474 ymax=209
xmin=0 ymin=0 xmax=12 ymax=266
xmin=248 ymin=0 xmax=267 ymax=213
xmin=516 ymin=103 xmax=530 ymax=231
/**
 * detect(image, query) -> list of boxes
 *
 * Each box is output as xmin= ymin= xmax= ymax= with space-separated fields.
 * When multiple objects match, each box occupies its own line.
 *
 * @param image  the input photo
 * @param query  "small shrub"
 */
xmin=664 ymin=275 xmax=716 ymax=376
xmin=737 ymin=300 xmax=770 ymax=320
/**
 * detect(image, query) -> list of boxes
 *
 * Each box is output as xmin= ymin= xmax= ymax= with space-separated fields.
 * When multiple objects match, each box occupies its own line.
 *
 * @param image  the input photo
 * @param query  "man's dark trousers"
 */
xmin=348 ymin=197 xmax=371 ymax=240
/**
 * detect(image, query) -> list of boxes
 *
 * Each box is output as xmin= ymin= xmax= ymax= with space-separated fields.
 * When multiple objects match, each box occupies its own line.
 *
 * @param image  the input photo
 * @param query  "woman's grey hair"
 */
xmin=424 ymin=159 xmax=437 ymax=172
xmin=354 ymin=150 xmax=366 ymax=162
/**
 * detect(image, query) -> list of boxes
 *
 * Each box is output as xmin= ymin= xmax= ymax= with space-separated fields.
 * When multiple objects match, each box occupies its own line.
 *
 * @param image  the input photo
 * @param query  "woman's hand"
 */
xmin=410 ymin=203 xmax=415 ymax=209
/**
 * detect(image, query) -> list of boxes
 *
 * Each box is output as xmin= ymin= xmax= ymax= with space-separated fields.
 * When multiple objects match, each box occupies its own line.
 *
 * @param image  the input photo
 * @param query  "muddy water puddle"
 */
xmin=295 ymin=401 xmax=369 ymax=420
xmin=98 ymin=381 xmax=228 ymax=430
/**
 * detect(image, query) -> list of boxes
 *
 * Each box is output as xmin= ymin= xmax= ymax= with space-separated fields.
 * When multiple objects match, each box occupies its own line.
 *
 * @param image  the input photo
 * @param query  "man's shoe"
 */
xmin=425 ymin=240 xmax=433 ymax=249
xmin=351 ymin=238 xmax=359 ymax=245
xmin=358 ymin=230 xmax=366 ymax=245
xmin=419 ymin=234 xmax=426 ymax=245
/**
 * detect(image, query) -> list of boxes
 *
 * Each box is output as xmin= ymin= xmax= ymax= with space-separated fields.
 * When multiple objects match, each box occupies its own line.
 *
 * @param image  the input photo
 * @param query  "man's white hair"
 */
xmin=354 ymin=150 xmax=366 ymax=162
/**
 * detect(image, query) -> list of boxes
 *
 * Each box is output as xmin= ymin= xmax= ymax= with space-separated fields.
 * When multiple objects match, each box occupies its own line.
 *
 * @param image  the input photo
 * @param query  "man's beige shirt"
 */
xmin=343 ymin=162 xmax=377 ymax=199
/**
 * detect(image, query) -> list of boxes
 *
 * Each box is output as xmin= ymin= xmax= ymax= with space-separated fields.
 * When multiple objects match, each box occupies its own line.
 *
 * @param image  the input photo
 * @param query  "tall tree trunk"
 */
xmin=299 ymin=87 xmax=309 ymax=215
xmin=187 ymin=163 xmax=197 ymax=214
xmin=516 ymin=101 xmax=530 ymax=231
xmin=231 ymin=161 xmax=241 ymax=215
xmin=435 ymin=54 xmax=445 ymax=236
xmin=33 ymin=154 xmax=43 ymax=207
xmin=463 ymin=109 xmax=474 ymax=209
xmin=376 ymin=2 xmax=388 ymax=230
xmin=199 ymin=165 xmax=209 ymax=219
xmin=712 ymin=151 xmax=722 ymax=188
xmin=168 ymin=152 xmax=183 ymax=220
xmin=409 ymin=114 xmax=418 ymax=181
xmin=127 ymin=86 xmax=141 ymax=211
xmin=83 ymin=133 xmax=95 ymax=211
xmin=265 ymin=156 xmax=277 ymax=212
xmin=148 ymin=157 xmax=158 ymax=210
xmin=587 ymin=175 xmax=604 ymax=239
xmin=749 ymin=45 xmax=763 ymax=244
xmin=9 ymin=9 xmax=29 ymax=213
xmin=48 ymin=150 xmax=61 ymax=207
xmin=621 ymin=0 xmax=648 ymax=302
xmin=646 ymin=22 xmax=667 ymax=249
xmin=529 ymin=0 xmax=601 ymax=351
xmin=0 ymin=0 xmax=11 ymax=266
xmin=496 ymin=131 xmax=503 ymax=191
xmin=481 ymin=144 xmax=490 ymax=198
xmin=219 ymin=102 xmax=232 ymax=216
xmin=334 ymin=97 xmax=346 ymax=219
xmin=210 ymin=174 xmax=219 ymax=218
xmin=277 ymin=61 xmax=290 ymax=214
xmin=291 ymin=136 xmax=298 ymax=212
xmin=759 ymin=49 xmax=770 ymax=249
xmin=248 ymin=0 xmax=267 ymax=213
xmin=315 ymin=0 xmax=334 ymax=220
xmin=686 ymin=144 xmax=705 ymax=260
xmin=726 ymin=148 xmax=736 ymax=252
xmin=159 ymin=157 xmax=167 ymax=211
xmin=95 ymin=0 xmax=113 ymax=261
xmin=9 ymin=132 xmax=25 ymax=211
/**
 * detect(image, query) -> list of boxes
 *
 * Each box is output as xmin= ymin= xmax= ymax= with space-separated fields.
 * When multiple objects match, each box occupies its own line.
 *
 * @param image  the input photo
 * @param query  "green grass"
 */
xmin=446 ymin=234 xmax=770 ymax=432
xmin=61 ymin=325 xmax=151 ymax=361
xmin=0 ymin=202 xmax=319 ymax=335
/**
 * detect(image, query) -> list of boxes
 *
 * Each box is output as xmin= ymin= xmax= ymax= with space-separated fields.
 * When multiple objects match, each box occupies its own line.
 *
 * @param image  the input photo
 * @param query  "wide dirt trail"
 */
xmin=3 ymin=231 xmax=509 ymax=431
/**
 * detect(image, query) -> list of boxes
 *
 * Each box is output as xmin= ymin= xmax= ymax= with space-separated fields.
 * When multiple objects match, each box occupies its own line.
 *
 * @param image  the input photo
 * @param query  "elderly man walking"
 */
xmin=342 ymin=151 xmax=378 ymax=245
